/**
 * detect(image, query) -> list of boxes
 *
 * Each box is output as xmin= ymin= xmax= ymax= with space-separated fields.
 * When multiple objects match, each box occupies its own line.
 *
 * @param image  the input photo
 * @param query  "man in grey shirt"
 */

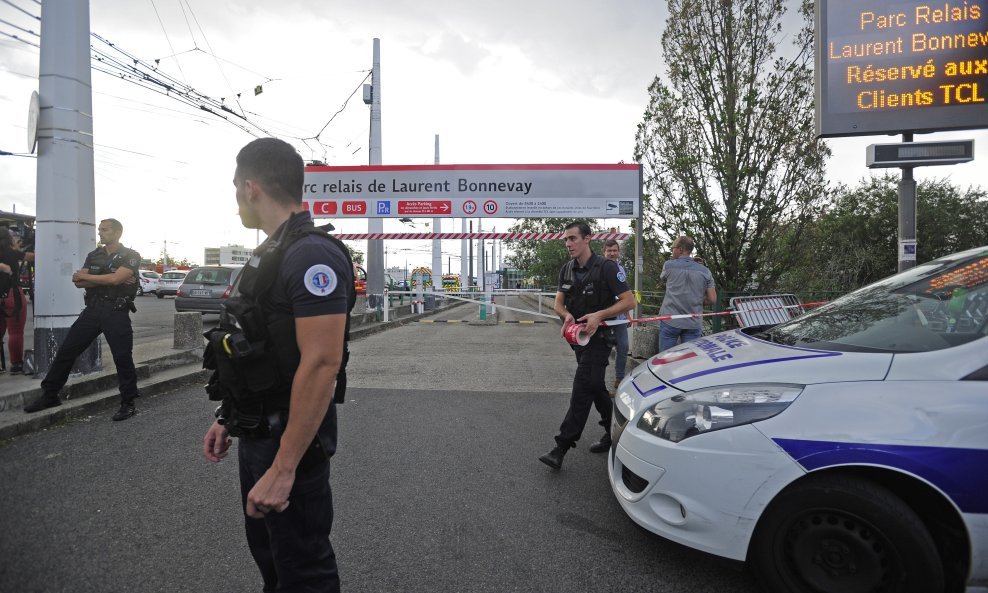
xmin=658 ymin=236 xmax=716 ymax=352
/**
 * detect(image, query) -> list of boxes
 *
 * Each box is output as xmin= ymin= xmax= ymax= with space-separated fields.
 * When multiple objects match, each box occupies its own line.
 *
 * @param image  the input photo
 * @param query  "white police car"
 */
xmin=610 ymin=246 xmax=988 ymax=593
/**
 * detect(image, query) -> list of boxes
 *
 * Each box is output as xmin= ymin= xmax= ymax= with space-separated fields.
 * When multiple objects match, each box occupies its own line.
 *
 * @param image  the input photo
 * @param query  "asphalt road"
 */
xmin=129 ymin=293 xmax=219 ymax=345
xmin=0 ymin=299 xmax=761 ymax=593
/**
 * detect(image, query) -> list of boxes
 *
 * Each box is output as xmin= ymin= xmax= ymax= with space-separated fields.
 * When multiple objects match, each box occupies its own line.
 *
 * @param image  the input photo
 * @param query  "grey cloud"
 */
xmin=418 ymin=32 xmax=491 ymax=76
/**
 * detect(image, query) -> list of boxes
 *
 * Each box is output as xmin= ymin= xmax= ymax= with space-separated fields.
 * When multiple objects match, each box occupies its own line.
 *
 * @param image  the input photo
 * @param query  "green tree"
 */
xmin=347 ymin=246 xmax=364 ymax=266
xmin=622 ymin=221 xmax=669 ymax=295
xmin=503 ymin=219 xmax=604 ymax=289
xmin=155 ymin=257 xmax=197 ymax=268
xmin=784 ymin=174 xmax=988 ymax=293
xmin=635 ymin=0 xmax=829 ymax=294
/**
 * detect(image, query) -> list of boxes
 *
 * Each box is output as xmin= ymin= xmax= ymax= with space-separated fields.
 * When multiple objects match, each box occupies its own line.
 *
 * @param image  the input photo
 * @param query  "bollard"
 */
xmin=383 ymin=288 xmax=390 ymax=322
xmin=174 ymin=312 xmax=204 ymax=350
xmin=631 ymin=324 xmax=660 ymax=359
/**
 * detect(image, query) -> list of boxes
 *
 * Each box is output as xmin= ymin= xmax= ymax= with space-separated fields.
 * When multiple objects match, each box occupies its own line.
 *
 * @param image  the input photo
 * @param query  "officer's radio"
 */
xmin=221 ymin=332 xmax=253 ymax=359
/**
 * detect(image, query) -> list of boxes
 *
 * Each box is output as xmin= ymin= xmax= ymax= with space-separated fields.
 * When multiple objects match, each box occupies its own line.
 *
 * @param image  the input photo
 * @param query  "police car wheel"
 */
xmin=749 ymin=475 xmax=943 ymax=593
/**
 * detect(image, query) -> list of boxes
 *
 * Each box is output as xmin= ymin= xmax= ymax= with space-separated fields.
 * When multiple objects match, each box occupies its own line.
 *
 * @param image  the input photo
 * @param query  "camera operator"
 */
xmin=23 ymin=218 xmax=142 ymax=421
xmin=0 ymin=227 xmax=29 ymax=374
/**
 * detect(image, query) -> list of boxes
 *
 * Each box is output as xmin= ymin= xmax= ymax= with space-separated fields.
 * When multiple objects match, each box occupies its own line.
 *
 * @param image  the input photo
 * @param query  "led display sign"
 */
xmin=816 ymin=0 xmax=988 ymax=137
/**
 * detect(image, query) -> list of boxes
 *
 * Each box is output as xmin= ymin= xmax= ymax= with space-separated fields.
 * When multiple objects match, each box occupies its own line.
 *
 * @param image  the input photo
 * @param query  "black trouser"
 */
xmin=554 ymin=338 xmax=613 ymax=449
xmin=239 ymin=436 xmax=339 ymax=593
xmin=41 ymin=303 xmax=138 ymax=402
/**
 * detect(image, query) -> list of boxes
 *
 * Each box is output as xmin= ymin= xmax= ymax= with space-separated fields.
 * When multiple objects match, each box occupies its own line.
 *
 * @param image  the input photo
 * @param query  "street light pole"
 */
xmin=364 ymin=38 xmax=384 ymax=309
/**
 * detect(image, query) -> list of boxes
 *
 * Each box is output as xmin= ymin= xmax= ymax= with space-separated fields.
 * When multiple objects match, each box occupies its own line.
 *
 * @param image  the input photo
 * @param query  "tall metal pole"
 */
xmin=35 ymin=0 xmax=101 ymax=377
xmin=461 ymin=217 xmax=469 ymax=289
xmin=478 ymin=218 xmax=485 ymax=290
xmin=635 ymin=168 xmax=644 ymax=320
xmin=432 ymin=134 xmax=442 ymax=291
xmin=366 ymin=38 xmax=384 ymax=308
xmin=898 ymin=132 xmax=917 ymax=272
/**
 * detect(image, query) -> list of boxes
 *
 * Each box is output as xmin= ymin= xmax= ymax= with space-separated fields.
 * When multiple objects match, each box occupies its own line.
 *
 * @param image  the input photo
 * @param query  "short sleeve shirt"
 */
xmin=258 ymin=211 xmax=352 ymax=454
xmin=659 ymin=256 xmax=715 ymax=330
xmin=615 ymin=263 xmax=629 ymax=321
xmin=264 ymin=212 xmax=352 ymax=319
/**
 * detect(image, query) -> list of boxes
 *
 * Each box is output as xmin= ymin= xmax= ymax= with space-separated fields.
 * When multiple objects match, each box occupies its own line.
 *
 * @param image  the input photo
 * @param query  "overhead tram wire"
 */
xmin=93 ymin=32 xmax=356 ymax=155
xmin=0 ymin=29 xmax=38 ymax=47
xmin=0 ymin=0 xmax=37 ymax=20
xmin=89 ymin=33 xmax=268 ymax=138
xmin=312 ymin=71 xmax=371 ymax=143
xmin=148 ymin=0 xmax=189 ymax=87
xmin=0 ymin=16 xmax=37 ymax=36
xmin=86 ymin=26 xmax=370 ymax=159
xmin=181 ymin=0 xmax=249 ymax=121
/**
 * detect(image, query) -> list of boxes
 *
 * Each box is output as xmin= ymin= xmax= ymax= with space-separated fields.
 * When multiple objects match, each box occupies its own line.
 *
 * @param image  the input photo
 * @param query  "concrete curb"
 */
xmin=0 ymin=348 xmax=203 ymax=414
xmin=0 ymin=366 xmax=210 ymax=442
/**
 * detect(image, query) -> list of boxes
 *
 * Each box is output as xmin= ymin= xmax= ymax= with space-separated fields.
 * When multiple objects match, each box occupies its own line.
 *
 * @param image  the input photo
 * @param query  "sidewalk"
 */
xmin=0 ymin=297 xmax=467 ymax=442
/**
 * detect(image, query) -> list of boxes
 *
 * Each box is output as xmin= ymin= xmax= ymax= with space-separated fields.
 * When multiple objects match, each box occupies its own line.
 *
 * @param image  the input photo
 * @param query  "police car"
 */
xmin=610 ymin=246 xmax=988 ymax=593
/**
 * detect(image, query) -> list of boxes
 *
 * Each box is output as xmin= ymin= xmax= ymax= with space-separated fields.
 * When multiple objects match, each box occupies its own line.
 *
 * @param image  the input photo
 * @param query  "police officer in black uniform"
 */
xmin=539 ymin=221 xmax=635 ymax=470
xmin=202 ymin=138 xmax=353 ymax=593
xmin=24 ymin=218 xmax=142 ymax=421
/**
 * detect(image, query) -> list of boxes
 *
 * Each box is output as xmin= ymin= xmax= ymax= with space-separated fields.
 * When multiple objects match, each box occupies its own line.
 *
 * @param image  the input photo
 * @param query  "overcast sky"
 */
xmin=1 ymin=0 xmax=985 ymax=270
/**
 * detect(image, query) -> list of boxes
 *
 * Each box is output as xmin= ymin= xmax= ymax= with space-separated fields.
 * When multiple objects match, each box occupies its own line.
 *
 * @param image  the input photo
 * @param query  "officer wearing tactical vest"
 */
xmin=24 ymin=218 xmax=142 ymax=421
xmin=540 ymin=221 xmax=635 ymax=470
xmin=202 ymin=138 xmax=353 ymax=593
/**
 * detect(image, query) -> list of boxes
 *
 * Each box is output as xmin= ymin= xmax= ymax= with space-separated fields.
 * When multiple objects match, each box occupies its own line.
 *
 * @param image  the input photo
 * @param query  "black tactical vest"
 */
xmin=560 ymin=254 xmax=614 ymax=320
xmin=84 ymin=247 xmax=140 ymax=303
xmin=203 ymin=222 xmax=355 ymax=438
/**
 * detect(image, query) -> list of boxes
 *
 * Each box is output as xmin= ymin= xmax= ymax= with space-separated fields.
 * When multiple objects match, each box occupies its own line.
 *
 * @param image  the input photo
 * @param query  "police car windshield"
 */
xmin=761 ymin=249 xmax=988 ymax=353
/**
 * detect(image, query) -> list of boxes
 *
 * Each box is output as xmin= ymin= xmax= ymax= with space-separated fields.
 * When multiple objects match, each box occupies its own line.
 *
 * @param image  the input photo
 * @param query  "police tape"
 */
xmin=394 ymin=290 xmax=827 ymax=344
xmin=435 ymin=291 xmax=560 ymax=319
xmin=333 ymin=231 xmax=631 ymax=241
xmin=562 ymin=301 xmax=828 ymax=345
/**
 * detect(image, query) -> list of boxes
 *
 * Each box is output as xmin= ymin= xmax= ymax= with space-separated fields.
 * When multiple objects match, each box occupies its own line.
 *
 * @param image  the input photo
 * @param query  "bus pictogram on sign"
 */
xmin=342 ymin=201 xmax=367 ymax=215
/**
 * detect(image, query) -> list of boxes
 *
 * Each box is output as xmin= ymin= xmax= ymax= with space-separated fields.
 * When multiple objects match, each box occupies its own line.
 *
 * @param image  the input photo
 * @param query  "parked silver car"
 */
xmin=157 ymin=269 xmax=189 ymax=298
xmin=174 ymin=265 xmax=243 ymax=313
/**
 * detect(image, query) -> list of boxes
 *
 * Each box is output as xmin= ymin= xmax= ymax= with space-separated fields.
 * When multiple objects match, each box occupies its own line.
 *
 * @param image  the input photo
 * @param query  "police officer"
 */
xmin=539 ymin=221 xmax=635 ymax=470
xmin=202 ymin=138 xmax=352 ymax=593
xmin=24 ymin=218 xmax=141 ymax=421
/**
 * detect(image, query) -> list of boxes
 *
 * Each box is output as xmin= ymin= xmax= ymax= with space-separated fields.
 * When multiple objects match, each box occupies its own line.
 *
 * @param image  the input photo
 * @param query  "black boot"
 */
xmin=111 ymin=401 xmax=136 ymax=421
xmin=588 ymin=432 xmax=612 ymax=453
xmin=538 ymin=446 xmax=568 ymax=470
xmin=24 ymin=392 xmax=62 ymax=413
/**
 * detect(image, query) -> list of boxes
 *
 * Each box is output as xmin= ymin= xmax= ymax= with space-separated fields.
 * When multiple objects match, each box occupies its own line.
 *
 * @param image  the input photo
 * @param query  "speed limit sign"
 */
xmin=483 ymin=200 xmax=498 ymax=215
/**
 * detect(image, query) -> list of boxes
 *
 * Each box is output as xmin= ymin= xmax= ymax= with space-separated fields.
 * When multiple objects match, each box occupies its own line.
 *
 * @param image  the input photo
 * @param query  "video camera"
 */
xmin=2 ymin=223 xmax=35 ymax=253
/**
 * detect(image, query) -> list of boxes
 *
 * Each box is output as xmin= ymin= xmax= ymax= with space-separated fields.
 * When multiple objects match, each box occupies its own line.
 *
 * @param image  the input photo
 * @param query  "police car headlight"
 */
xmin=637 ymin=384 xmax=803 ymax=443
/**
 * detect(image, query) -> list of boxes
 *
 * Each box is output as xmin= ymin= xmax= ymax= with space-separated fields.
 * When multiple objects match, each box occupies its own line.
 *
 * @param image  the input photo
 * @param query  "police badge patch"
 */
xmin=617 ymin=269 xmax=627 ymax=283
xmin=304 ymin=264 xmax=338 ymax=296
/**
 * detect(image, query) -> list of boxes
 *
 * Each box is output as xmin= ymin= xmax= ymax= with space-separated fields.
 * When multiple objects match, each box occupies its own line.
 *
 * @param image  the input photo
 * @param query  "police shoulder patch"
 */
xmin=616 ymin=269 xmax=627 ymax=283
xmin=303 ymin=264 xmax=338 ymax=296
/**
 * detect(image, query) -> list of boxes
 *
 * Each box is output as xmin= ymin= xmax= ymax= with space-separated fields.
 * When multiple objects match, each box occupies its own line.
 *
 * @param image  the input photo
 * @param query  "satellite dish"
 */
xmin=27 ymin=91 xmax=40 ymax=154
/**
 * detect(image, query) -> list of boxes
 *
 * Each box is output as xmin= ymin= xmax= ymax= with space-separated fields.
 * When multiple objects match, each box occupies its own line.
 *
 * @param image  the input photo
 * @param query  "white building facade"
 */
xmin=204 ymin=245 xmax=251 ymax=266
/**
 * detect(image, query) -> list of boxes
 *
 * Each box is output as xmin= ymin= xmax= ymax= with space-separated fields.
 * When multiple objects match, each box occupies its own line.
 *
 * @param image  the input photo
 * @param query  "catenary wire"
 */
xmin=0 ymin=29 xmax=38 ymax=47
